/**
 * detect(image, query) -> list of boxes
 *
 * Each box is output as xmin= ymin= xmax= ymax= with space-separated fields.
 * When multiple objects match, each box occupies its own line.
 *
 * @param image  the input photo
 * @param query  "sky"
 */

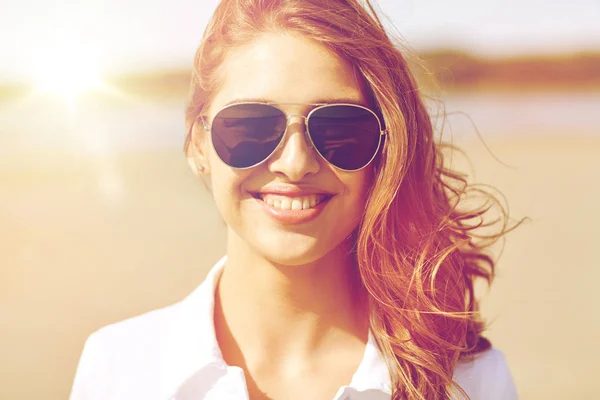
xmin=1 ymin=0 xmax=599 ymax=83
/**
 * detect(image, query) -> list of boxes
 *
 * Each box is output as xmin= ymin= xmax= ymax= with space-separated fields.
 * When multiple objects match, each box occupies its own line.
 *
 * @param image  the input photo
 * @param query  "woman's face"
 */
xmin=195 ymin=32 xmax=375 ymax=266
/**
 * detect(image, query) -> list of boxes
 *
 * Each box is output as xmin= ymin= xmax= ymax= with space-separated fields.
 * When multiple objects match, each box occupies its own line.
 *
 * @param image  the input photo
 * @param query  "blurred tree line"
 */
xmin=418 ymin=50 xmax=600 ymax=91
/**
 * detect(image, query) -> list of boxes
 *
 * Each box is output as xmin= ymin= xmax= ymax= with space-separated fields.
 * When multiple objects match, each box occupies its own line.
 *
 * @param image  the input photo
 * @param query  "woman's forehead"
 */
xmin=209 ymin=32 xmax=367 ymax=113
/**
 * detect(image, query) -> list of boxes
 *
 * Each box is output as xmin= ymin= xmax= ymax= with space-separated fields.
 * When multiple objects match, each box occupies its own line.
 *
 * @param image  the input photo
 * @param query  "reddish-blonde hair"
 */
xmin=184 ymin=1 xmax=515 ymax=398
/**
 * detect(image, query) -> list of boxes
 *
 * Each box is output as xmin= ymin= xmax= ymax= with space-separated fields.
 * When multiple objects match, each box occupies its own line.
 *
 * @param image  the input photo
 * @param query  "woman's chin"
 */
xmin=253 ymin=234 xmax=354 ymax=268
xmin=259 ymin=242 xmax=326 ymax=267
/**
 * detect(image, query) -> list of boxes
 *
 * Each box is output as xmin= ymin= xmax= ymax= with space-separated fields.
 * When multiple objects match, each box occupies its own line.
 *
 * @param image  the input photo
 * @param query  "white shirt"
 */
xmin=70 ymin=256 xmax=519 ymax=400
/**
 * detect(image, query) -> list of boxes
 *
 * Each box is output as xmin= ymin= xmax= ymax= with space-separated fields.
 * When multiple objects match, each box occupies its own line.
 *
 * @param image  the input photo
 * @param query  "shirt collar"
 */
xmin=161 ymin=255 xmax=391 ymax=399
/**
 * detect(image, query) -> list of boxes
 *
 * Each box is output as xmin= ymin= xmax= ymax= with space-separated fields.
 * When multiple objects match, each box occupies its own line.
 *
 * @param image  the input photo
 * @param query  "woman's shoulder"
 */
xmin=81 ymin=259 xmax=222 ymax=354
xmin=78 ymin=300 xmax=185 ymax=363
xmin=69 ymin=272 xmax=218 ymax=400
xmin=69 ymin=303 xmax=183 ymax=399
xmin=85 ymin=301 xmax=180 ymax=350
xmin=453 ymin=347 xmax=519 ymax=400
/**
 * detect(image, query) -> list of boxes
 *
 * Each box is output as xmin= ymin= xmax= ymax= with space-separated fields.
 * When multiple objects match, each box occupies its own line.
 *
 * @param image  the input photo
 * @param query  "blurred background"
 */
xmin=1 ymin=0 xmax=599 ymax=398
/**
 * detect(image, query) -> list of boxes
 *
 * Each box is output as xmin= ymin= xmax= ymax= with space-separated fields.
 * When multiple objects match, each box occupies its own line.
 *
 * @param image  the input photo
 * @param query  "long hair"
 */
xmin=184 ymin=1 xmax=515 ymax=398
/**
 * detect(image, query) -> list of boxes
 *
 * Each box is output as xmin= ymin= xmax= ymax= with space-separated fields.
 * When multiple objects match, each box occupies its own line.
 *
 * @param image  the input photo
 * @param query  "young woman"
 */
xmin=70 ymin=1 xmax=518 ymax=399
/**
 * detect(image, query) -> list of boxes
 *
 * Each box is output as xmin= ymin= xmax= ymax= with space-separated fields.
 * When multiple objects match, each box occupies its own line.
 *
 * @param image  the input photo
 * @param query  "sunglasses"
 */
xmin=201 ymin=102 xmax=386 ymax=171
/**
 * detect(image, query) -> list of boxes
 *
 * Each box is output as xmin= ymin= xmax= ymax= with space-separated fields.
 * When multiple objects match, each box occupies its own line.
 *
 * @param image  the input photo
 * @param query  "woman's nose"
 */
xmin=266 ymin=116 xmax=320 ymax=181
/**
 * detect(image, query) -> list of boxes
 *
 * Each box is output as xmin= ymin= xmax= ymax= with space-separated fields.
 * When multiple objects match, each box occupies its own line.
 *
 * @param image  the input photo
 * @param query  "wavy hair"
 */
xmin=184 ymin=0 xmax=516 ymax=398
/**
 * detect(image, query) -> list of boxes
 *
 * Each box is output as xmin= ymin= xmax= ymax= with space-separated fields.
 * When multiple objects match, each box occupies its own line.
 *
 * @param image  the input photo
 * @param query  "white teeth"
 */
xmin=291 ymin=199 xmax=303 ymax=210
xmin=302 ymin=198 xmax=311 ymax=210
xmin=280 ymin=198 xmax=291 ymax=210
xmin=260 ymin=194 xmax=327 ymax=210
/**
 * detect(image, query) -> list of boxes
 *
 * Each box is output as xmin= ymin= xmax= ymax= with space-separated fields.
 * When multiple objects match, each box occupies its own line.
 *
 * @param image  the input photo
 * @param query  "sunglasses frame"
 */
xmin=200 ymin=102 xmax=387 ymax=172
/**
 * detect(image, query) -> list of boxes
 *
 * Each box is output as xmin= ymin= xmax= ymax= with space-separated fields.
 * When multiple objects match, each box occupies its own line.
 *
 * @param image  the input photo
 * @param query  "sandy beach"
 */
xmin=1 ymin=128 xmax=599 ymax=399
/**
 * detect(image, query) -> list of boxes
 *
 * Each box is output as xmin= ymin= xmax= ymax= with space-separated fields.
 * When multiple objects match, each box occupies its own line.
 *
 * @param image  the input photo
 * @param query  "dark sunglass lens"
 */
xmin=308 ymin=105 xmax=381 ymax=170
xmin=211 ymin=104 xmax=286 ymax=168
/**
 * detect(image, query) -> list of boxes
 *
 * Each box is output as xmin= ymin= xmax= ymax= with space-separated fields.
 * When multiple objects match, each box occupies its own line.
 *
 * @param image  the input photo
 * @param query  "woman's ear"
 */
xmin=186 ymin=121 xmax=210 ymax=177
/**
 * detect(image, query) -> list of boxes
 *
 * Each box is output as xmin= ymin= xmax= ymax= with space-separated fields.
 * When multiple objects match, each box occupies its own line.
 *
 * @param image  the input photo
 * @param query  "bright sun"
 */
xmin=34 ymin=43 xmax=106 ymax=101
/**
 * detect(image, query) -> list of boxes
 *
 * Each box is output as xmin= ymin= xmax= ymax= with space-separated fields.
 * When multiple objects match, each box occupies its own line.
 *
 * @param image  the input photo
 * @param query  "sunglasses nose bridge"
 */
xmin=285 ymin=114 xmax=313 ymax=150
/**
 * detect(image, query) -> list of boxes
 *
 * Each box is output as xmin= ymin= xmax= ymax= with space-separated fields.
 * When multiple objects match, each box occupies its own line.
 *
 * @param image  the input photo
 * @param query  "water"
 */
xmin=0 ymin=93 xmax=187 ymax=154
xmin=430 ymin=91 xmax=600 ymax=139
xmin=1 ymin=90 xmax=599 ymax=156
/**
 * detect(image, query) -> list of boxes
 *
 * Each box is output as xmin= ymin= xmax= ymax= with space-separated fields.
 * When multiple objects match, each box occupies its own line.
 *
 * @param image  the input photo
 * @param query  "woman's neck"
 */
xmin=214 ymin=230 xmax=369 ymax=369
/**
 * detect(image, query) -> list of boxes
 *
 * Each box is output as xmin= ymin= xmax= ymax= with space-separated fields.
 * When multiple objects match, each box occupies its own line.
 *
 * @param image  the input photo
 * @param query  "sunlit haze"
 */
xmin=1 ymin=0 xmax=599 ymax=84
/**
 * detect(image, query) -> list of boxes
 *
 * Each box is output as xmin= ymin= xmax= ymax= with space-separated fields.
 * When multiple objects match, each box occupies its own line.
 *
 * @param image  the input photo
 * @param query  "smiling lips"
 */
xmin=252 ymin=190 xmax=334 ymax=224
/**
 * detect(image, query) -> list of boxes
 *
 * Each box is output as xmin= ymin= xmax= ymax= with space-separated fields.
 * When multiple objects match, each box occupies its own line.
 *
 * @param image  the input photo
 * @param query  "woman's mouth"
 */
xmin=251 ymin=193 xmax=334 ymax=225
xmin=255 ymin=193 xmax=330 ymax=210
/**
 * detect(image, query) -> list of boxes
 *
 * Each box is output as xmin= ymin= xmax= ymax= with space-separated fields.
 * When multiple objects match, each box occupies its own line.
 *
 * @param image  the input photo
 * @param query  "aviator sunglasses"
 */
xmin=201 ymin=102 xmax=386 ymax=171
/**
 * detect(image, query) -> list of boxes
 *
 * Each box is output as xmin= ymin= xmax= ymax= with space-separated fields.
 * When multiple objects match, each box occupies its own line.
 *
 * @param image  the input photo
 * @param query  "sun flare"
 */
xmin=33 ymin=43 xmax=106 ymax=101
xmin=36 ymin=67 xmax=103 ymax=99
